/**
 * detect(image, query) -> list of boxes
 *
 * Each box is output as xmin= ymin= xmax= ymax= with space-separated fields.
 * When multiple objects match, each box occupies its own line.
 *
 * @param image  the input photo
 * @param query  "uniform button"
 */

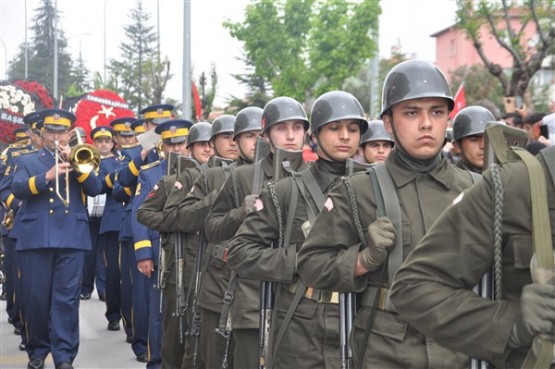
xmin=65 ymin=210 xmax=69 ymax=214
xmin=49 ymin=198 xmax=54 ymax=203
xmin=49 ymin=209 xmax=54 ymax=214
xmin=49 ymin=187 xmax=54 ymax=192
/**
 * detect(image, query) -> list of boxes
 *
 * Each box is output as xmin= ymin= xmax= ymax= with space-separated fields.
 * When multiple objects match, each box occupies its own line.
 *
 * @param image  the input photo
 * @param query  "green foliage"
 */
xmin=8 ymin=0 xmax=83 ymax=101
xmin=449 ymin=65 xmax=505 ymax=108
xmin=455 ymin=0 xmax=554 ymax=100
xmin=224 ymin=0 xmax=380 ymax=103
xmin=106 ymin=0 xmax=171 ymax=114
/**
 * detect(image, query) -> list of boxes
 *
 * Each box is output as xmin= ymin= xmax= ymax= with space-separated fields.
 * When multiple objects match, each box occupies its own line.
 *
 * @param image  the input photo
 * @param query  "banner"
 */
xmin=449 ymin=82 xmax=466 ymax=120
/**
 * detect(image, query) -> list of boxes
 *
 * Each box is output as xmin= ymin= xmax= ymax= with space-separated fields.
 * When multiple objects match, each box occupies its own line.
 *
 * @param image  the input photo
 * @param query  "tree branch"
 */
xmin=483 ymin=2 xmax=524 ymax=68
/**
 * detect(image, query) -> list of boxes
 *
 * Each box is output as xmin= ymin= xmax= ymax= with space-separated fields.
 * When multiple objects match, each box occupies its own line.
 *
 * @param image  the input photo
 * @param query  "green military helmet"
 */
xmin=452 ymin=106 xmax=496 ymax=142
xmin=360 ymin=120 xmax=394 ymax=146
xmin=261 ymin=96 xmax=309 ymax=135
xmin=187 ymin=122 xmax=212 ymax=148
xmin=310 ymin=90 xmax=368 ymax=135
xmin=380 ymin=59 xmax=454 ymax=118
xmin=234 ymin=106 xmax=263 ymax=139
xmin=211 ymin=114 xmax=236 ymax=140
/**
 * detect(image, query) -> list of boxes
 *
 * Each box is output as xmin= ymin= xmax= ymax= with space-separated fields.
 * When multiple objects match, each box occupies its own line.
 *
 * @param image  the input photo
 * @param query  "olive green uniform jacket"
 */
xmin=137 ymin=164 xmax=204 ymax=369
xmin=297 ymin=151 xmax=475 ymax=369
xmin=228 ymin=159 xmax=348 ymax=369
xmin=390 ymin=146 xmax=555 ymax=368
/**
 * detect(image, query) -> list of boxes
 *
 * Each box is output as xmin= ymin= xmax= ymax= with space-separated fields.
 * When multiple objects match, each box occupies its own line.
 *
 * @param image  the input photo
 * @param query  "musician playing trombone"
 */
xmin=11 ymin=109 xmax=103 ymax=369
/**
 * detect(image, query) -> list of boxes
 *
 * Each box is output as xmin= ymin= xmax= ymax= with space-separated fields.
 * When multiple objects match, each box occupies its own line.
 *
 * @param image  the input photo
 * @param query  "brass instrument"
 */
xmin=1 ymin=209 xmax=14 ymax=230
xmin=54 ymin=128 xmax=101 ymax=206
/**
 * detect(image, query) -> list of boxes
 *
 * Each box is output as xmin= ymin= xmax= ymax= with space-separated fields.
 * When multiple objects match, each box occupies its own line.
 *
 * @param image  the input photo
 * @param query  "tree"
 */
xmin=67 ymin=50 xmax=91 ymax=97
xmin=8 ymin=0 xmax=79 ymax=100
xmin=197 ymin=67 xmax=218 ymax=120
xmin=226 ymin=56 xmax=271 ymax=112
xmin=456 ymin=0 xmax=555 ymax=100
xmin=107 ymin=0 xmax=171 ymax=114
xmin=449 ymin=65 xmax=505 ymax=110
xmin=224 ymin=0 xmax=380 ymax=103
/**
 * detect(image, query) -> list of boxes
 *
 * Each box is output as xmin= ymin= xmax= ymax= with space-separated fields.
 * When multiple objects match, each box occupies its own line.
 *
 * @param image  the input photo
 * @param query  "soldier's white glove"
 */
xmin=508 ymin=283 xmax=555 ymax=347
xmin=241 ymin=194 xmax=258 ymax=215
xmin=359 ymin=217 xmax=396 ymax=272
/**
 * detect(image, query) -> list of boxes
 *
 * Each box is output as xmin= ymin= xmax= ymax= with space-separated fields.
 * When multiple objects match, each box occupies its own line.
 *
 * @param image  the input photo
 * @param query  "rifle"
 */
xmin=470 ymin=123 xmax=528 ymax=369
xmin=254 ymin=137 xmax=271 ymax=163
xmin=258 ymin=147 xmax=304 ymax=369
xmin=339 ymin=159 xmax=370 ymax=369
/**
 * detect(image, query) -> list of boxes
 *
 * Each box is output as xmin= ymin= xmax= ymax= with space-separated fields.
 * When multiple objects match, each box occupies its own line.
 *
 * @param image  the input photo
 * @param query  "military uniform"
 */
xmin=116 ymin=141 xmax=150 ymax=358
xmin=205 ymin=154 xmax=307 ymax=369
xmin=12 ymin=144 xmax=103 ymax=367
xmin=167 ymin=158 xmax=242 ymax=369
xmin=137 ymin=161 xmax=205 ymax=369
xmin=390 ymin=146 xmax=555 ymax=368
xmin=97 ymin=155 xmax=125 ymax=327
xmin=228 ymin=159 xmax=349 ymax=369
xmin=297 ymin=151 xmax=475 ymax=369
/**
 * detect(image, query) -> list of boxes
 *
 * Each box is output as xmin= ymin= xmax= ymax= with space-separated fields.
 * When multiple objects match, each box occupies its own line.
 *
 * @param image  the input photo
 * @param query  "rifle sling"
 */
xmin=514 ymin=148 xmax=554 ymax=369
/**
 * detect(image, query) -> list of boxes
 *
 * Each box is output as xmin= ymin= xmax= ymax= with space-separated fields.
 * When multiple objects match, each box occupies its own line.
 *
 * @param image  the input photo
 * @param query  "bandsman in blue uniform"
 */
xmin=117 ymin=106 xmax=172 ymax=364
xmin=89 ymin=126 xmax=126 ymax=332
xmin=132 ymin=119 xmax=197 ymax=369
xmin=108 ymin=116 xmax=139 ymax=345
xmin=12 ymin=109 xmax=103 ymax=369
xmin=0 ymin=113 xmax=42 ymax=352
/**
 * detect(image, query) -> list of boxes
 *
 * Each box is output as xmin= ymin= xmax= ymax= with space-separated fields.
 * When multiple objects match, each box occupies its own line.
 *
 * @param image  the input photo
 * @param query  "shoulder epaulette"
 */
xmin=10 ymin=143 xmax=28 ymax=149
xmin=140 ymin=160 xmax=160 ymax=171
xmin=122 ymin=143 xmax=141 ymax=149
xmin=12 ymin=149 xmax=37 ymax=158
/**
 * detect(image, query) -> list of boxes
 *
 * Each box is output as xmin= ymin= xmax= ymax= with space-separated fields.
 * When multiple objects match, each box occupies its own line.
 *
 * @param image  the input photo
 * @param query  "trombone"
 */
xmin=54 ymin=128 xmax=101 ymax=207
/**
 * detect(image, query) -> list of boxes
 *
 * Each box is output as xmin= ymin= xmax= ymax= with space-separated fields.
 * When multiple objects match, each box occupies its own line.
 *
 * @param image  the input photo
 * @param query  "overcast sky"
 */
xmin=0 ymin=0 xmax=458 ymax=106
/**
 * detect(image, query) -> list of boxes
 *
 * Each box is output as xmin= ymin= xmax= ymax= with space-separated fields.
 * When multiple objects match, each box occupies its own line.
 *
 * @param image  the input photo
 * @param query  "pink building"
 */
xmin=431 ymin=9 xmax=542 ymax=82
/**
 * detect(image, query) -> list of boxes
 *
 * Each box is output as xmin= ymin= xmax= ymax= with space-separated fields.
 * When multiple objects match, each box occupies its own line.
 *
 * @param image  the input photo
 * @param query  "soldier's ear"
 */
xmin=383 ymin=114 xmax=394 ymax=135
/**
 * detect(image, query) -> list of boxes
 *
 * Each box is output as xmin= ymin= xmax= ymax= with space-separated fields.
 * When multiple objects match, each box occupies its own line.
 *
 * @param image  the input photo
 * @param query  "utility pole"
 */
xmin=182 ymin=1 xmax=191 ymax=120
xmin=53 ymin=0 xmax=58 ymax=101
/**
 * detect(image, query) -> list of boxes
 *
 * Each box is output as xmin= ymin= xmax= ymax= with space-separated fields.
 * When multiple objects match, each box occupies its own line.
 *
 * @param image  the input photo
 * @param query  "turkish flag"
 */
xmin=449 ymin=82 xmax=466 ymax=120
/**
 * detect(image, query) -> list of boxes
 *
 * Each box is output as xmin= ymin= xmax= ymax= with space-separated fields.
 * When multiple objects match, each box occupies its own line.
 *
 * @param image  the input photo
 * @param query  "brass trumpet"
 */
xmin=54 ymin=128 xmax=101 ymax=206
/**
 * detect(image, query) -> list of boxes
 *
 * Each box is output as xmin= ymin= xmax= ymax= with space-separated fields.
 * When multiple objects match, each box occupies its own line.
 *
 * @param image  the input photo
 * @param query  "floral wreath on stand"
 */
xmin=0 ymin=80 xmax=54 ymax=145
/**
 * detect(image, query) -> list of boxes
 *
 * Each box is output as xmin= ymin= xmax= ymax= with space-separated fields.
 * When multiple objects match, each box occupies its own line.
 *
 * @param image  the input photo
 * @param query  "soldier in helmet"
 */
xmin=228 ymin=91 xmax=367 ymax=369
xmin=205 ymin=97 xmax=309 ymax=369
xmin=297 ymin=60 xmax=478 ymax=369
xmin=452 ymin=106 xmax=496 ymax=174
xmin=158 ymin=108 xmax=262 ymax=369
xmin=133 ymin=120 xmax=206 ymax=369
xmin=358 ymin=120 xmax=394 ymax=165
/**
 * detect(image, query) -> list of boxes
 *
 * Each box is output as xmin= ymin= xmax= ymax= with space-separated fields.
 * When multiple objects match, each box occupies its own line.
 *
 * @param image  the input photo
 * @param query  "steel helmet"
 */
xmin=234 ymin=107 xmax=263 ymax=139
xmin=310 ymin=90 xmax=368 ymax=135
xmin=210 ymin=114 xmax=236 ymax=140
xmin=261 ymin=96 xmax=309 ymax=135
xmin=360 ymin=120 xmax=394 ymax=146
xmin=452 ymin=106 xmax=496 ymax=141
xmin=187 ymin=122 xmax=212 ymax=148
xmin=380 ymin=59 xmax=454 ymax=117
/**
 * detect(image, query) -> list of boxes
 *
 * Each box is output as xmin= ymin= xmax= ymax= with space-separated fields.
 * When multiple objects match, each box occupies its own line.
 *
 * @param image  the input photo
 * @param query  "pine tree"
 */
xmin=8 ymin=0 xmax=78 ymax=101
xmin=107 ymin=0 xmax=158 ymax=114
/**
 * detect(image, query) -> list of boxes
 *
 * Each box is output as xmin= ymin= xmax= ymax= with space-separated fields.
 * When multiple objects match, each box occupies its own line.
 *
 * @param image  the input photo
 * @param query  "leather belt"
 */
xmin=289 ymin=284 xmax=340 ymax=304
xmin=362 ymin=286 xmax=389 ymax=311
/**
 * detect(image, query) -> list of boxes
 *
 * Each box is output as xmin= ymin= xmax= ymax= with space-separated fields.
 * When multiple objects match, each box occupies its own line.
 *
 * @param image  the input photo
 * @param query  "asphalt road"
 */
xmin=0 ymin=292 xmax=143 ymax=369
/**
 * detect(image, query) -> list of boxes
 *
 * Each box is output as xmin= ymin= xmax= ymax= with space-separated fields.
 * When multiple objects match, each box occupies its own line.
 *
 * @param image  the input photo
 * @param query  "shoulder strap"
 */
xmin=513 ymin=147 xmax=554 ymax=369
xmin=372 ymin=164 xmax=403 ymax=296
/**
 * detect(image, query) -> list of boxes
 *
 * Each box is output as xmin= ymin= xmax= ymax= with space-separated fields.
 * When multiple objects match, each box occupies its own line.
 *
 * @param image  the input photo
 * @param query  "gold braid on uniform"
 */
xmin=341 ymin=177 xmax=367 ymax=245
xmin=268 ymin=183 xmax=284 ymax=248
xmin=490 ymin=163 xmax=504 ymax=300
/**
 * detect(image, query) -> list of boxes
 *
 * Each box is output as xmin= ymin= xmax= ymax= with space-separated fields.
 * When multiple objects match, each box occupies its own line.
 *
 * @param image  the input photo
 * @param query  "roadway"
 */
xmin=0 ymin=293 xmax=143 ymax=369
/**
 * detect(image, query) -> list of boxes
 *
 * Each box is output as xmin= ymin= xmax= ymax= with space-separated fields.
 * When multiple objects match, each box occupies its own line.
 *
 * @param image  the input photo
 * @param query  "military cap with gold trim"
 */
xmin=131 ymin=119 xmax=146 ymax=135
xmin=109 ymin=117 xmax=136 ymax=137
xmin=12 ymin=126 xmax=29 ymax=140
xmin=23 ymin=112 xmax=41 ymax=130
xmin=40 ymin=109 xmax=75 ymax=131
xmin=154 ymin=119 xmax=193 ymax=144
xmin=140 ymin=104 xmax=174 ymax=124
xmin=90 ymin=126 xmax=115 ymax=140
